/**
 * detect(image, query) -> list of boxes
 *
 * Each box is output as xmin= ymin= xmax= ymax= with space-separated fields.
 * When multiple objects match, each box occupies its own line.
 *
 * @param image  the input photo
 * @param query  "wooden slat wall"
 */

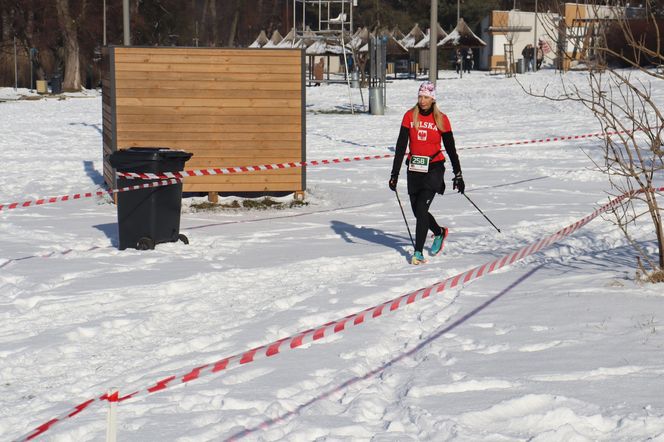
xmin=102 ymin=47 xmax=116 ymax=188
xmin=102 ymin=46 xmax=305 ymax=193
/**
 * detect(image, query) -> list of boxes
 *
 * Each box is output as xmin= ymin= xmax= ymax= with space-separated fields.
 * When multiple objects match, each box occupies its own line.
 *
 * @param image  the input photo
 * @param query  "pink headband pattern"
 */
xmin=418 ymin=81 xmax=436 ymax=100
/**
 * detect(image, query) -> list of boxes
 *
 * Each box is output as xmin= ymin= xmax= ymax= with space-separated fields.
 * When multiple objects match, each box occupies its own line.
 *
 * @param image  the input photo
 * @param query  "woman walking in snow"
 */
xmin=388 ymin=81 xmax=465 ymax=265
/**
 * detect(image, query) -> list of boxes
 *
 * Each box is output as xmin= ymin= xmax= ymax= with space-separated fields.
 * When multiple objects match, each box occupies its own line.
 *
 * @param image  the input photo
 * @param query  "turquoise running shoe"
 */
xmin=412 ymin=251 xmax=427 ymax=265
xmin=430 ymin=227 xmax=449 ymax=256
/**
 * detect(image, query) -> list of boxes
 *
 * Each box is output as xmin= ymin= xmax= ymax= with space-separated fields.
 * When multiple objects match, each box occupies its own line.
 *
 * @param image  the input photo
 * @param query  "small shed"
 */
xmin=102 ymin=46 xmax=305 ymax=197
xmin=414 ymin=24 xmax=450 ymax=72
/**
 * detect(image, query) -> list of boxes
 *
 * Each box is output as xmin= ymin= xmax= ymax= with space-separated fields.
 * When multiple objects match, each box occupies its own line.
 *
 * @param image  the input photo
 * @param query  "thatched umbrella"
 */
xmin=347 ymin=27 xmax=369 ymax=51
xmin=400 ymin=23 xmax=425 ymax=49
xmin=391 ymin=26 xmax=405 ymax=42
xmin=358 ymin=30 xmax=408 ymax=56
xmin=277 ymin=28 xmax=297 ymax=48
xmin=262 ymin=30 xmax=283 ymax=48
xmin=437 ymin=18 xmax=486 ymax=49
xmin=249 ymin=30 xmax=269 ymax=48
xmin=413 ymin=23 xmax=448 ymax=49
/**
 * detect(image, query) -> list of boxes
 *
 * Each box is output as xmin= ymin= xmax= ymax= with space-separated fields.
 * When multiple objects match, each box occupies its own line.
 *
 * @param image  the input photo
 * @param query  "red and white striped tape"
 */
xmin=459 ymin=129 xmax=618 ymax=151
xmin=1 ymin=127 xmax=639 ymax=211
xmin=16 ymin=186 xmax=663 ymax=442
xmin=116 ymin=127 xmax=644 ymax=180
xmin=0 ymin=179 xmax=180 ymax=212
xmin=116 ymin=154 xmax=394 ymax=180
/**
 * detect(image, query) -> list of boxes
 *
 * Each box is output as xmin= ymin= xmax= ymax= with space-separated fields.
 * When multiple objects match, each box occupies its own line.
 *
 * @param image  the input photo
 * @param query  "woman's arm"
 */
xmin=390 ymin=125 xmax=410 ymax=178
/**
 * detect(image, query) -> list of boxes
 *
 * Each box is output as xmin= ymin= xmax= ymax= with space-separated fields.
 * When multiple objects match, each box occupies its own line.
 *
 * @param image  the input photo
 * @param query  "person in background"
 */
xmin=313 ymin=58 xmax=325 ymax=86
xmin=454 ymin=49 xmax=463 ymax=75
xmin=536 ymin=41 xmax=544 ymax=70
xmin=464 ymin=48 xmax=474 ymax=73
xmin=522 ymin=44 xmax=534 ymax=72
xmin=388 ymin=81 xmax=465 ymax=265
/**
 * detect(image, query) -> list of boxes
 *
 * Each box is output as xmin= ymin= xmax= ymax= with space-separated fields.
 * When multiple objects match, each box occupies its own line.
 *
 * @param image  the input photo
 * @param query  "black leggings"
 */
xmin=409 ymin=189 xmax=443 ymax=253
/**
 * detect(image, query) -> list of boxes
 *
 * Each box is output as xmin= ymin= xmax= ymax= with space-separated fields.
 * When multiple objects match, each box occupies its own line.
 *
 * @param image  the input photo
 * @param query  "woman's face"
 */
xmin=418 ymin=95 xmax=434 ymax=111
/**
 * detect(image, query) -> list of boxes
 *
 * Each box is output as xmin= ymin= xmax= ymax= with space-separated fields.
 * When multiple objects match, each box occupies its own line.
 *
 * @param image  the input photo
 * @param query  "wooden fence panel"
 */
xmin=102 ymin=46 xmax=305 ymax=194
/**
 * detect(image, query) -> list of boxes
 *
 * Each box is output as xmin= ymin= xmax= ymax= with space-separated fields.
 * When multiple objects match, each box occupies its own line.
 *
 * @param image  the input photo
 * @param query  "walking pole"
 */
xmin=464 ymin=193 xmax=501 ymax=233
xmin=395 ymin=191 xmax=416 ymax=249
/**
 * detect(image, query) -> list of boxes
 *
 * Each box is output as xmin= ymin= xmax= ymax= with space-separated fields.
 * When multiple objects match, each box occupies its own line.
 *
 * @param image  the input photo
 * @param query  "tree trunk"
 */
xmin=1 ymin=7 xmax=12 ymax=42
xmin=210 ymin=0 xmax=218 ymax=46
xmin=55 ymin=0 xmax=81 ymax=91
xmin=227 ymin=0 xmax=241 ymax=47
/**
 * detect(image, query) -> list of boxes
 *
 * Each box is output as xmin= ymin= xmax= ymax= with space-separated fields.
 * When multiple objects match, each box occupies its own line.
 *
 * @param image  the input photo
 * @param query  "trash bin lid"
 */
xmin=109 ymin=147 xmax=193 ymax=170
xmin=110 ymin=147 xmax=193 ymax=161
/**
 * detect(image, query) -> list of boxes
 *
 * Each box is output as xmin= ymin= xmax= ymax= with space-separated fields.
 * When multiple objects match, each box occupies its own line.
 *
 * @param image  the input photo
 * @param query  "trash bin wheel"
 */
xmin=137 ymin=237 xmax=155 ymax=250
xmin=178 ymin=233 xmax=189 ymax=245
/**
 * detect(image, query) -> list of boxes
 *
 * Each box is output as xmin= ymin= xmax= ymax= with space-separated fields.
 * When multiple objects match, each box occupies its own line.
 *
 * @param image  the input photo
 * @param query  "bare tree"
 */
xmin=227 ymin=0 xmax=241 ymax=47
xmin=55 ymin=0 xmax=87 ymax=91
xmin=524 ymin=1 xmax=664 ymax=282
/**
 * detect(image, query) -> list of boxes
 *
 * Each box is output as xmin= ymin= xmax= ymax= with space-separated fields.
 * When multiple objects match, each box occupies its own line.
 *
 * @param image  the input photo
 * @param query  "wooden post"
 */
xmin=106 ymin=388 xmax=118 ymax=442
xmin=208 ymin=192 xmax=219 ymax=203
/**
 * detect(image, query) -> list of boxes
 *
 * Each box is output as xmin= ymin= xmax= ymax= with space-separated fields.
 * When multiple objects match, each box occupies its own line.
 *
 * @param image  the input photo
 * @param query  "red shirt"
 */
xmin=401 ymin=109 xmax=452 ymax=163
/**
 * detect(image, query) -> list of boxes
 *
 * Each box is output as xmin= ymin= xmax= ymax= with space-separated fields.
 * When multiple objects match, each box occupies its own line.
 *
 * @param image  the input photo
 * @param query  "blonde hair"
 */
xmin=412 ymin=103 xmax=445 ymax=132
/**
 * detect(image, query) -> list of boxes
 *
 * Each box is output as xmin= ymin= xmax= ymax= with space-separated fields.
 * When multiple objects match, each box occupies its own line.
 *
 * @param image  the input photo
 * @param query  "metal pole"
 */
xmin=464 ymin=193 xmax=501 ymax=233
xmin=30 ymin=49 xmax=33 ymax=92
xmin=457 ymin=0 xmax=460 ymax=24
xmin=13 ymin=36 xmax=18 ymax=91
xmin=103 ymin=0 xmax=107 ymax=46
xmin=351 ymin=0 xmax=354 ymax=35
xmin=395 ymin=192 xmax=416 ymax=249
xmin=429 ymin=0 xmax=437 ymax=83
xmin=123 ymin=0 xmax=130 ymax=46
xmin=340 ymin=16 xmax=354 ymax=115
xmin=533 ymin=0 xmax=538 ymax=71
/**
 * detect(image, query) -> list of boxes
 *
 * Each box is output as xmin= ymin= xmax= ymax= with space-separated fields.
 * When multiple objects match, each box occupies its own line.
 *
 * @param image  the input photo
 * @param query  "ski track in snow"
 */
xmin=1 ymin=71 xmax=664 ymax=440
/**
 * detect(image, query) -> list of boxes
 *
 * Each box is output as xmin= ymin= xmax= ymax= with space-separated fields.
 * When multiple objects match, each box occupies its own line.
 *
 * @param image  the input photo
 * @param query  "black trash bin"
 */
xmin=109 ymin=147 xmax=193 ymax=250
xmin=50 ymin=75 xmax=63 ymax=94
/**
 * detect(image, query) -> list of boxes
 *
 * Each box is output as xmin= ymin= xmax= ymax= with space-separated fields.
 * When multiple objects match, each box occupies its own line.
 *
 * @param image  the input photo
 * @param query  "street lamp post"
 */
xmin=533 ymin=0 xmax=538 ymax=71
xmin=123 ymin=0 xmax=130 ymax=45
xmin=103 ymin=0 xmax=107 ymax=46
xmin=13 ymin=36 xmax=18 ymax=91
xmin=429 ymin=0 xmax=437 ymax=83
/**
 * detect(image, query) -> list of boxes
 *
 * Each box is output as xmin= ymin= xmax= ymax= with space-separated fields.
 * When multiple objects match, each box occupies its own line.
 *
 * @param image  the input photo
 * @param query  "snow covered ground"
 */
xmin=1 ymin=69 xmax=664 ymax=441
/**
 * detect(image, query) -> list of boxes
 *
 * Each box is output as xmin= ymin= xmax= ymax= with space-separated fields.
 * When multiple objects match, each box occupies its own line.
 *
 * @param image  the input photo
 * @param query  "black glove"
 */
xmin=388 ymin=175 xmax=398 ymax=192
xmin=452 ymin=172 xmax=465 ymax=194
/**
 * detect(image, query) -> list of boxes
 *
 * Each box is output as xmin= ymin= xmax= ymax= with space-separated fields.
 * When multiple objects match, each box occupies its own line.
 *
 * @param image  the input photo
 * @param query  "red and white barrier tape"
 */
xmin=16 ymin=186 xmax=664 ymax=442
xmin=116 ymin=154 xmax=394 ymax=180
xmin=116 ymin=128 xmax=642 ymax=180
xmin=459 ymin=129 xmax=618 ymax=151
xmin=117 ymin=127 xmax=640 ymax=180
xmin=0 ymin=179 xmax=180 ymax=213
xmin=0 ymin=245 xmax=111 ymax=269
xmin=0 ymin=127 xmax=640 ymax=211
